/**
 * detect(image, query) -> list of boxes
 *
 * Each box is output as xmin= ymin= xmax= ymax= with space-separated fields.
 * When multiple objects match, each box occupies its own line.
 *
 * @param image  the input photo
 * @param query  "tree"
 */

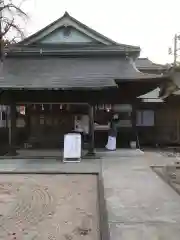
xmin=0 ymin=0 xmax=27 ymax=43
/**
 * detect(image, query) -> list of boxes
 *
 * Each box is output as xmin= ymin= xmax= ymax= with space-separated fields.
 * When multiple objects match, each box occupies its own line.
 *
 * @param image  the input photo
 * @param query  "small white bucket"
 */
xmin=130 ymin=141 xmax=136 ymax=149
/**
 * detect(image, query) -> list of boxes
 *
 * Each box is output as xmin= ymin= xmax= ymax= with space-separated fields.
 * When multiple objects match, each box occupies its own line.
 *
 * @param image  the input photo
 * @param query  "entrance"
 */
xmin=25 ymin=103 xmax=89 ymax=149
xmin=18 ymin=103 xmax=134 ymax=149
xmin=94 ymin=104 xmax=133 ymax=148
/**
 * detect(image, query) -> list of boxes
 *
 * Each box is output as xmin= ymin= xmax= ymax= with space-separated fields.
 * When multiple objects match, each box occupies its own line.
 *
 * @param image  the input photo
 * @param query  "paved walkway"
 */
xmin=0 ymin=150 xmax=180 ymax=239
xmin=102 ymin=152 xmax=180 ymax=239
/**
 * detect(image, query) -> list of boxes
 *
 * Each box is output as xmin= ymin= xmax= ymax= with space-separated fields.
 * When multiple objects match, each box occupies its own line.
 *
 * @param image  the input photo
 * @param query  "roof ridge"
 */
xmin=63 ymin=11 xmax=70 ymax=17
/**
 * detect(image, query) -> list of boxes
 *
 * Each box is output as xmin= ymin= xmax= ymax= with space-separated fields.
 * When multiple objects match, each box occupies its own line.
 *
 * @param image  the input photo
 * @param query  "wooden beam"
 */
xmin=87 ymin=104 xmax=95 ymax=156
xmin=7 ymin=101 xmax=17 ymax=156
xmin=25 ymin=104 xmax=31 ymax=139
xmin=131 ymin=103 xmax=139 ymax=148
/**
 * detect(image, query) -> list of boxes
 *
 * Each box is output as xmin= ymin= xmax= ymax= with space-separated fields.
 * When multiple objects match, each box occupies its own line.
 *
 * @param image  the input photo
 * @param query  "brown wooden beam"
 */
xmin=0 ymin=87 xmax=156 ymax=104
xmin=7 ymin=101 xmax=17 ymax=156
xmin=131 ymin=103 xmax=139 ymax=149
xmin=25 ymin=104 xmax=31 ymax=140
xmin=87 ymin=104 xmax=95 ymax=156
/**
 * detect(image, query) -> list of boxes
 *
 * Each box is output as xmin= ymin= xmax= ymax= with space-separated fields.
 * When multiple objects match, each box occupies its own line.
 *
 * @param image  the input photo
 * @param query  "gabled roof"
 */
xmin=20 ymin=12 xmax=117 ymax=45
xmin=18 ymin=12 xmax=140 ymax=53
xmin=138 ymin=88 xmax=164 ymax=102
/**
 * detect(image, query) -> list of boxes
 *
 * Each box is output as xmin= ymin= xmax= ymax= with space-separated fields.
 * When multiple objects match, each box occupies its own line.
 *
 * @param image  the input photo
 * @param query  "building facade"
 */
xmin=0 ymin=12 xmax=170 ymax=154
xmin=134 ymin=59 xmax=180 ymax=147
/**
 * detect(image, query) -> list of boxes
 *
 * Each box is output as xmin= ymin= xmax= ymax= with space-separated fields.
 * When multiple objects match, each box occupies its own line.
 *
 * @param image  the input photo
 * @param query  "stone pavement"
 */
xmin=0 ymin=150 xmax=180 ymax=239
xmin=102 ymin=151 xmax=180 ymax=240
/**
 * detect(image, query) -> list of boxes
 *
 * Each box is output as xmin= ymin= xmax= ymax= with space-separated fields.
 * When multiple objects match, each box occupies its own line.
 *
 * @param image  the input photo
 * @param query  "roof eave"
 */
xmin=115 ymin=75 xmax=170 ymax=83
xmin=5 ymin=49 xmax=140 ymax=57
xmin=137 ymin=67 xmax=168 ymax=72
xmin=6 ymin=43 xmax=140 ymax=53
xmin=0 ymin=86 xmax=118 ymax=91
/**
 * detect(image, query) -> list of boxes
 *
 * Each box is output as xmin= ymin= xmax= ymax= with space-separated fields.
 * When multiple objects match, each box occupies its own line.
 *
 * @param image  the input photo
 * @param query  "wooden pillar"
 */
xmin=87 ymin=104 xmax=95 ymax=156
xmin=131 ymin=103 xmax=138 ymax=148
xmin=7 ymin=101 xmax=17 ymax=156
xmin=25 ymin=104 xmax=31 ymax=138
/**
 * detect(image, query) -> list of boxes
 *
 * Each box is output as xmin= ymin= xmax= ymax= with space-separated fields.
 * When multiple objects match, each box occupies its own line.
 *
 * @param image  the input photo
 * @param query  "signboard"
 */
xmin=63 ymin=133 xmax=81 ymax=162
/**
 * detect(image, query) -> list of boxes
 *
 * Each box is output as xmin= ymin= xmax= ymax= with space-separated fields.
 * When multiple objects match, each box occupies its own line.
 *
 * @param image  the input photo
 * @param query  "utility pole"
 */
xmin=174 ymin=34 xmax=177 ymax=67
xmin=172 ymin=33 xmax=180 ymax=68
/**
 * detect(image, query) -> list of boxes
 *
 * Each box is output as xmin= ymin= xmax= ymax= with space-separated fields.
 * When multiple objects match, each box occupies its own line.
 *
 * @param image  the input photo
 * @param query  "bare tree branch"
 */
xmin=0 ymin=0 xmax=28 ymax=41
xmin=2 ymin=17 xmax=25 ymax=39
xmin=1 ymin=3 xmax=27 ymax=17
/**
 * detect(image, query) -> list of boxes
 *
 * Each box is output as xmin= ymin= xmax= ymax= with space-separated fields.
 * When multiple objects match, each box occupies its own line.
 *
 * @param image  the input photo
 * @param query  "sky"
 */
xmin=19 ymin=0 xmax=180 ymax=64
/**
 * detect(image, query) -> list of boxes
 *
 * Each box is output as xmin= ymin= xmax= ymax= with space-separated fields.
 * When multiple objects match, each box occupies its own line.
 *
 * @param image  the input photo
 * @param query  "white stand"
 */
xmin=63 ymin=133 xmax=82 ymax=162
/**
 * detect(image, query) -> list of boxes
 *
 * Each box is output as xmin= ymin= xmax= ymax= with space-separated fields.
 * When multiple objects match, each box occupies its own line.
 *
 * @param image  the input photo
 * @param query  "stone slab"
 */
xmin=109 ymin=222 xmax=180 ymax=240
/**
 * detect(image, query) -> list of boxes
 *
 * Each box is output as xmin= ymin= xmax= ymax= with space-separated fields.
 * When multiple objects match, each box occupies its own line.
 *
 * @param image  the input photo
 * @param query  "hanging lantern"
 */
xmin=41 ymin=104 xmax=44 ymax=111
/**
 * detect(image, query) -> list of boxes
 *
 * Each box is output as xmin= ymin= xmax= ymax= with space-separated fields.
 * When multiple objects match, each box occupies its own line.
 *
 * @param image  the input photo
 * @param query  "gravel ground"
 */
xmin=157 ymin=149 xmax=180 ymax=158
xmin=160 ymin=152 xmax=180 ymax=158
xmin=0 ymin=174 xmax=99 ymax=240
